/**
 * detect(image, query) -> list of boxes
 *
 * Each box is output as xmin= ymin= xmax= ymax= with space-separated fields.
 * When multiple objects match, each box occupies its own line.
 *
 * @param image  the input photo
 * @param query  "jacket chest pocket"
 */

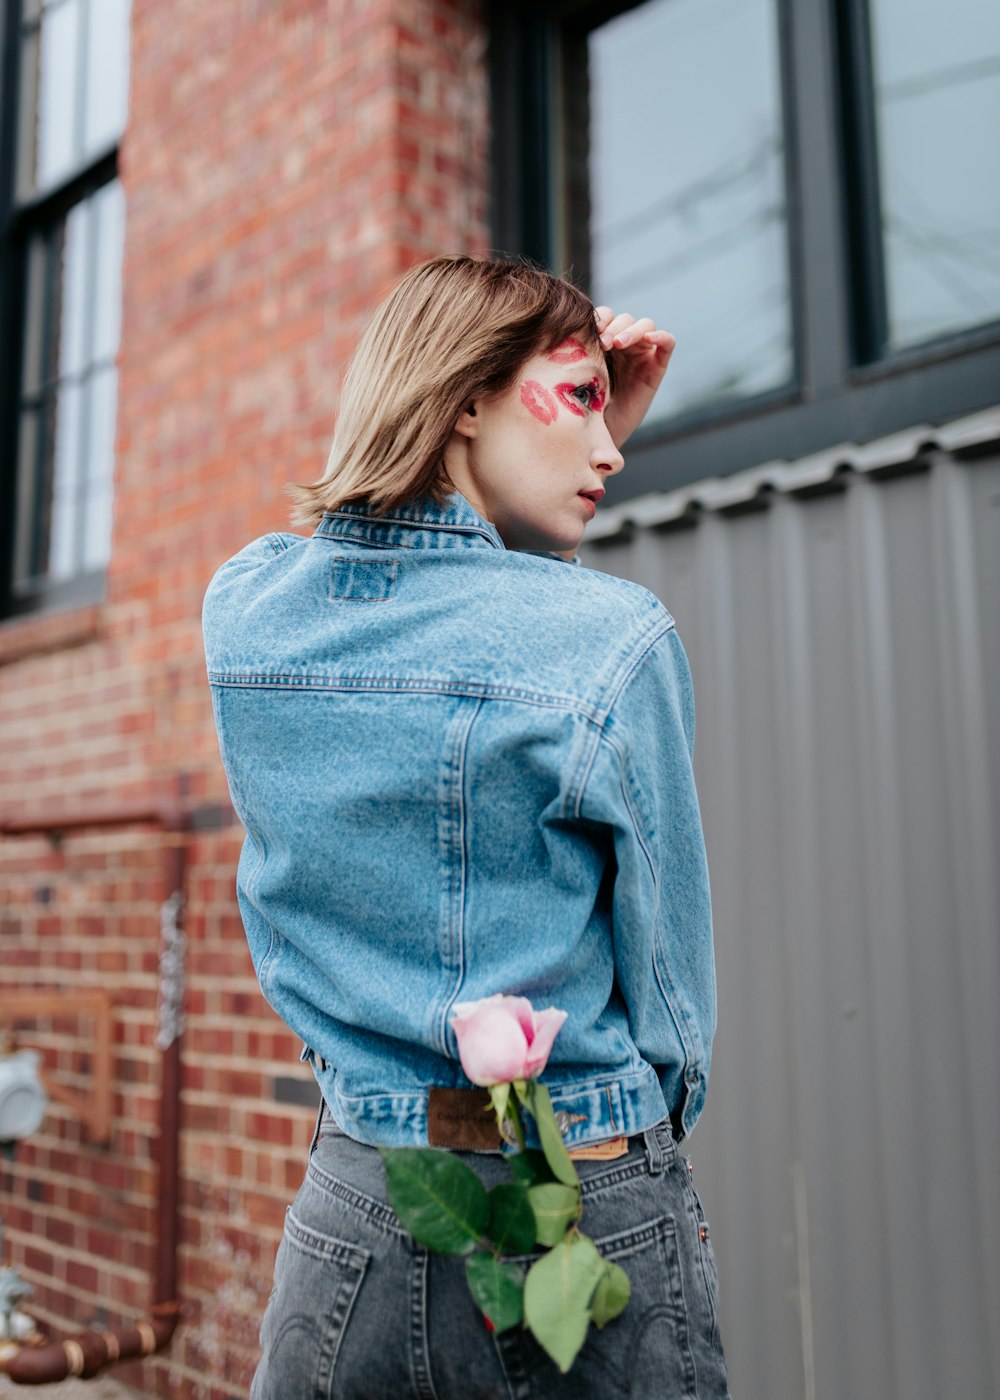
xmin=327 ymin=557 xmax=398 ymax=603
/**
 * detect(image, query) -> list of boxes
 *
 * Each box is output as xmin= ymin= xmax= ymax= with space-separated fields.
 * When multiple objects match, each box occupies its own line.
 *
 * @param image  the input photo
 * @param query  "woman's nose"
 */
xmin=592 ymin=424 xmax=625 ymax=476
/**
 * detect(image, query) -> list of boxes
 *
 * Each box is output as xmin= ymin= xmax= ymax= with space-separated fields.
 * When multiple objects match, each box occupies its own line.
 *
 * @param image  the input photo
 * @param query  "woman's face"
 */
xmin=443 ymin=338 xmax=624 ymax=554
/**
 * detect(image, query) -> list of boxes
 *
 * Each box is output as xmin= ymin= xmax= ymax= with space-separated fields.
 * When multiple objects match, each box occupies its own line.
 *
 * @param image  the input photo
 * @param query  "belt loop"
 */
xmin=643 ymin=1124 xmax=666 ymax=1175
xmin=643 ymin=1119 xmax=675 ymax=1175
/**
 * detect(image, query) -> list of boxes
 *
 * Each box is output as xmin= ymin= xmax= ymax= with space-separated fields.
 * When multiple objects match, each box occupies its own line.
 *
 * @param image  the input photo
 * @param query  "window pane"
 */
xmin=92 ymin=180 xmax=126 ymax=361
xmin=16 ymin=28 xmax=41 ymax=199
xmin=36 ymin=0 xmax=80 ymax=189
xmin=581 ymin=0 xmax=792 ymax=424
xmin=870 ymin=0 xmax=1000 ymax=349
xmin=58 ymin=199 xmax=90 ymax=378
xmin=14 ymin=180 xmax=124 ymax=593
xmin=49 ymin=381 xmax=84 ymax=580
xmin=86 ymin=366 xmax=118 ymax=491
xmin=13 ymin=411 xmax=41 ymax=588
xmin=85 ymin=0 xmax=130 ymax=155
xmin=81 ymin=487 xmax=113 ymax=572
xmin=21 ymin=238 xmax=49 ymax=398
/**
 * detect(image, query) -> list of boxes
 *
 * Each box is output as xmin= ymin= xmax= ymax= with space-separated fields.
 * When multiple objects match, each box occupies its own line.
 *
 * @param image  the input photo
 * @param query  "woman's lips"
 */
xmin=578 ymin=489 xmax=604 ymax=517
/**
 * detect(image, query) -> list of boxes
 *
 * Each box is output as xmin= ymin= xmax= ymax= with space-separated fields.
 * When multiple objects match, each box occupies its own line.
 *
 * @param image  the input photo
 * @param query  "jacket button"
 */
xmin=554 ymin=1111 xmax=571 ymax=1137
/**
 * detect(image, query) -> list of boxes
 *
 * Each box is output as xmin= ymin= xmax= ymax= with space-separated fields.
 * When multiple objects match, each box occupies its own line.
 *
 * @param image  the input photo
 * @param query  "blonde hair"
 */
xmin=288 ymin=255 xmax=611 ymax=527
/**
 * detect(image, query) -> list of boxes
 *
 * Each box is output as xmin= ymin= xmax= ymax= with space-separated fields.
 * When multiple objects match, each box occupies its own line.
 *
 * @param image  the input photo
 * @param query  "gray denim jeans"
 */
xmin=250 ymin=1105 xmax=731 ymax=1399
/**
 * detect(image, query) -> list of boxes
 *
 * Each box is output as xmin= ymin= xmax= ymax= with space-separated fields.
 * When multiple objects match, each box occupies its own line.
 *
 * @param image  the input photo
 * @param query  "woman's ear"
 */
xmin=452 ymin=403 xmax=478 ymax=439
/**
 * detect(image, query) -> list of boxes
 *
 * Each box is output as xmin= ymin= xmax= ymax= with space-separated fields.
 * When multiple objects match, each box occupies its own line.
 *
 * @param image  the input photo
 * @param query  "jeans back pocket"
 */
xmin=251 ymin=1209 xmax=370 ymax=1400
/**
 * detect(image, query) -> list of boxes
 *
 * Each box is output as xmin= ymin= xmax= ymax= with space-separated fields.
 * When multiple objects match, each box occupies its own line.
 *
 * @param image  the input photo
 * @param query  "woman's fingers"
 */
xmin=597 ymin=311 xmax=667 ymax=350
xmin=598 ymin=311 xmax=635 ymax=348
xmin=644 ymin=329 xmax=677 ymax=356
xmin=611 ymin=316 xmax=658 ymax=349
xmin=596 ymin=309 xmax=675 ymax=358
xmin=596 ymin=311 xmax=677 ymax=445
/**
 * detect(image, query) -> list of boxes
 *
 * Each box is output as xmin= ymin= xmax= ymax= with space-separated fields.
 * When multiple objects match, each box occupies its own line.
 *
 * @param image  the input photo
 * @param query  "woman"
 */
xmin=203 ymin=256 xmax=729 ymax=1398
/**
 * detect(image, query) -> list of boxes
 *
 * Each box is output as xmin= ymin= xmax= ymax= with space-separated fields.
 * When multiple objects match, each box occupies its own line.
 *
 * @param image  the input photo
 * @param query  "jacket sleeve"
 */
xmin=578 ymin=624 xmax=716 ymax=1134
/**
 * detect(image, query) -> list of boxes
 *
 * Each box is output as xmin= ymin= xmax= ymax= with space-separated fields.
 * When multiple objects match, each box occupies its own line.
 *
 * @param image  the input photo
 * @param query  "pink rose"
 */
xmin=450 ymin=994 xmax=568 ymax=1087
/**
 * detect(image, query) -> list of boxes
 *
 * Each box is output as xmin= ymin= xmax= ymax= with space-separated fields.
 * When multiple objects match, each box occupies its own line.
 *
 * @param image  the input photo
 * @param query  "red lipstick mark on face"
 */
xmin=520 ymin=379 xmax=558 ymax=425
xmin=547 ymin=337 xmax=589 ymax=364
xmin=555 ymin=383 xmax=587 ymax=418
xmin=556 ymin=375 xmax=607 ymax=417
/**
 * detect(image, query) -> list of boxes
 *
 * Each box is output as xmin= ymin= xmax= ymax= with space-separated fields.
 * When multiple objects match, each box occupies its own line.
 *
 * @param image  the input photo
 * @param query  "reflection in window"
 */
xmin=869 ymin=0 xmax=1000 ymax=350
xmin=562 ymin=0 xmax=792 ymax=425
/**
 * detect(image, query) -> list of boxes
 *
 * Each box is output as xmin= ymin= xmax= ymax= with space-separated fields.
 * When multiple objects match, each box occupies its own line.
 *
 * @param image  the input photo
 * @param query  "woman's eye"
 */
xmin=572 ymin=384 xmax=596 ymax=407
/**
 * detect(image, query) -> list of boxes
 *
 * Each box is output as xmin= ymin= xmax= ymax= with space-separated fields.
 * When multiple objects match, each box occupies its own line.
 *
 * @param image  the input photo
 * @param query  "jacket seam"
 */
xmin=207 ymin=673 xmax=602 ymax=718
xmin=433 ymin=698 xmax=483 ymax=1055
xmin=595 ymin=615 xmax=676 ymax=725
xmin=600 ymin=728 xmax=696 ymax=1084
xmin=569 ymin=620 xmax=677 ymax=820
xmin=330 ymin=1062 xmax=658 ymax=1108
xmin=317 ymin=534 xmax=417 ymax=551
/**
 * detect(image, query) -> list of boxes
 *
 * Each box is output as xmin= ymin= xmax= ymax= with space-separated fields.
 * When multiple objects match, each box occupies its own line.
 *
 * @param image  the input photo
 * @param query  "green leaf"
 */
xmin=487 ymin=1183 xmax=538 ymax=1255
xmin=527 ymin=1182 xmax=581 ymax=1246
xmin=523 ymin=1234 xmax=605 ymax=1373
xmin=380 ymin=1148 xmax=489 ymax=1255
xmin=589 ymin=1260 xmax=631 ymax=1328
xmin=528 ymin=1082 xmax=579 ymax=1187
xmin=509 ymin=1149 xmax=554 ymax=1188
xmin=465 ymin=1253 xmax=525 ymax=1333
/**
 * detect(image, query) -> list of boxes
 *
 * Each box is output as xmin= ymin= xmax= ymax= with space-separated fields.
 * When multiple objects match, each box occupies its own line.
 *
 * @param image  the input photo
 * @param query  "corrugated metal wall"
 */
xmin=582 ymin=418 xmax=1000 ymax=1400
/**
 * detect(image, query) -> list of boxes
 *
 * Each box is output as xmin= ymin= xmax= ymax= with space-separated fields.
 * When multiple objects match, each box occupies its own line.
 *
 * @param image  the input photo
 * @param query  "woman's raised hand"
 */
xmin=595 ymin=307 xmax=676 ymax=448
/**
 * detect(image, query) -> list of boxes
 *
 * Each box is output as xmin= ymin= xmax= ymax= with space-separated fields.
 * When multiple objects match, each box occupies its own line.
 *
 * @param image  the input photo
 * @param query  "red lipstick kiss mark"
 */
xmin=554 ymin=382 xmax=588 ymax=418
xmin=520 ymin=379 xmax=558 ymax=425
xmin=556 ymin=376 xmax=608 ymax=416
xmin=547 ymin=337 xmax=589 ymax=364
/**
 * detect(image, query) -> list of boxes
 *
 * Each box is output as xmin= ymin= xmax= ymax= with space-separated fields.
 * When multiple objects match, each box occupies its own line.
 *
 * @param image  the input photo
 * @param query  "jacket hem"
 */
xmin=312 ymin=1061 xmax=672 ymax=1151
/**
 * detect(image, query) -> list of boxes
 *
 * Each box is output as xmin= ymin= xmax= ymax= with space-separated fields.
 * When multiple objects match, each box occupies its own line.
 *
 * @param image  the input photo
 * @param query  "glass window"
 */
xmin=6 ymin=0 xmax=131 ymax=612
xmin=561 ymin=0 xmax=793 ymax=427
xmin=13 ymin=183 xmax=124 ymax=594
xmin=18 ymin=0 xmax=132 ymax=198
xmin=868 ymin=0 xmax=1000 ymax=351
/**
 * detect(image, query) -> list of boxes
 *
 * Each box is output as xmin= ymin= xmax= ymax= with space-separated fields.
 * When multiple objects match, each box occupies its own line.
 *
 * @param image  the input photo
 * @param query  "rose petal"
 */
xmin=451 ymin=993 xmax=505 ymax=1021
xmin=522 ymin=1007 xmax=568 ymax=1078
xmin=451 ymin=1003 xmax=530 ymax=1086
xmin=501 ymin=995 xmax=537 ymax=1045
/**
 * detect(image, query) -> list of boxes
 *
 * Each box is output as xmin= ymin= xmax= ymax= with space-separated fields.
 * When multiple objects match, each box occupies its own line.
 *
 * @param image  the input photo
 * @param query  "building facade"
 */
xmin=1 ymin=1 xmax=997 ymax=1397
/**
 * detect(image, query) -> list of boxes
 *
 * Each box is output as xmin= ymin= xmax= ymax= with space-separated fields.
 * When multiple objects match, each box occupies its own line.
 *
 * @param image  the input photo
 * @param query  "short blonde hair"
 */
xmin=288 ymin=256 xmax=611 ymax=527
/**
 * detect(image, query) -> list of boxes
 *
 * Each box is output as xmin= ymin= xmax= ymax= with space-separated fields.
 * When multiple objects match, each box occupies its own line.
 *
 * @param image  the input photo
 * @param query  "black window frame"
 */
xmin=0 ymin=0 xmax=124 ymax=622
xmin=488 ymin=0 xmax=1000 ymax=506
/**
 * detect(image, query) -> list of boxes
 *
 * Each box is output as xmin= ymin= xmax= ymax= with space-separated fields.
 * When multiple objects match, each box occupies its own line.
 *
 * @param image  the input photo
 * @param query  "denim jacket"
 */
xmin=202 ymin=492 xmax=716 ymax=1148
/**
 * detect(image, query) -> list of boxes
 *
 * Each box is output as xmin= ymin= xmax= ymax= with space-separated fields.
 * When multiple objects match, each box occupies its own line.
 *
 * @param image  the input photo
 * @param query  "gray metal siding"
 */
xmin=582 ymin=436 xmax=1000 ymax=1400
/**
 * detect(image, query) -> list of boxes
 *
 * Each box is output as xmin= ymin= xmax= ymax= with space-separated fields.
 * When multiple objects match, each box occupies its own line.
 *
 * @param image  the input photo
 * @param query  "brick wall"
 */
xmin=0 ymin=2 xmax=489 ymax=1396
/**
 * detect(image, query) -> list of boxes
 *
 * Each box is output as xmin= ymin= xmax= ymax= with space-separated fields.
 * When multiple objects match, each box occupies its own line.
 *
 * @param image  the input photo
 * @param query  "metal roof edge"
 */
xmin=585 ymin=406 xmax=1000 ymax=542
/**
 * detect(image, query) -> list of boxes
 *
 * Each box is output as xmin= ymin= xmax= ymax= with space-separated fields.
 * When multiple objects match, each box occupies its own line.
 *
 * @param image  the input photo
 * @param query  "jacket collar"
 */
xmin=313 ymin=491 xmax=505 ymax=552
